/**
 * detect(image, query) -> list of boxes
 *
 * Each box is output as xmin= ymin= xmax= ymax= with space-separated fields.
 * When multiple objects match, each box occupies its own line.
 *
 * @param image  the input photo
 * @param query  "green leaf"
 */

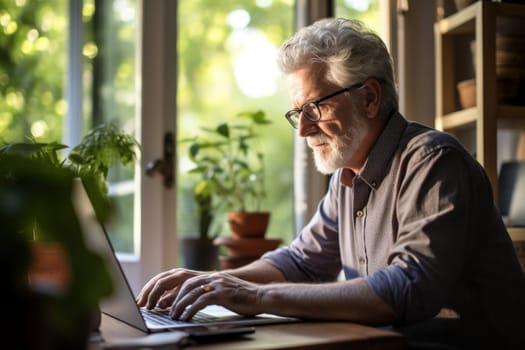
xmin=189 ymin=143 xmax=200 ymax=158
xmin=216 ymin=123 xmax=229 ymax=138
xmin=238 ymin=110 xmax=272 ymax=124
xmin=194 ymin=179 xmax=212 ymax=198
xmin=68 ymin=151 xmax=85 ymax=165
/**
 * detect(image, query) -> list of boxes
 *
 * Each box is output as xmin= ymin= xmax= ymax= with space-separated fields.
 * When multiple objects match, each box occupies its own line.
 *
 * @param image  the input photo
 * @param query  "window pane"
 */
xmin=1 ymin=1 xmax=137 ymax=255
xmin=86 ymin=0 xmax=137 ymax=253
xmin=176 ymin=0 xmax=294 ymax=253
xmin=335 ymin=0 xmax=382 ymax=33
xmin=0 ymin=0 xmax=67 ymax=142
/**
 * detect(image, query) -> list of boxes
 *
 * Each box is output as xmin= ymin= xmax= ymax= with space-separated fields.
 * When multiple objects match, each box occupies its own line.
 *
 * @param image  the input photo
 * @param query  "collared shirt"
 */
xmin=262 ymin=112 xmax=525 ymax=343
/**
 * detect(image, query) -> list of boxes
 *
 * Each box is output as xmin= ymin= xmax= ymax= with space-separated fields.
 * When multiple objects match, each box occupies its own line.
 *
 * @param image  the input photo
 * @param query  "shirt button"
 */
xmin=359 ymin=257 xmax=366 ymax=265
xmin=356 ymin=210 xmax=364 ymax=218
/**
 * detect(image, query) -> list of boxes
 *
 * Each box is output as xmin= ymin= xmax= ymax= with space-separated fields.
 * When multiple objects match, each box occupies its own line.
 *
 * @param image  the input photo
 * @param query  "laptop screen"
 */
xmin=72 ymin=179 xmax=149 ymax=332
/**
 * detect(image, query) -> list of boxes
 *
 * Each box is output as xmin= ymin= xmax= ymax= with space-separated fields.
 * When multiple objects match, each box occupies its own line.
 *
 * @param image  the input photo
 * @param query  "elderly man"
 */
xmin=138 ymin=18 xmax=525 ymax=349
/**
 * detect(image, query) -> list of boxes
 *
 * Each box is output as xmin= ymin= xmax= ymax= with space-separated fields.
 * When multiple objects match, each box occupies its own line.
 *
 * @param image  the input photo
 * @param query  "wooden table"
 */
xmin=92 ymin=314 xmax=404 ymax=350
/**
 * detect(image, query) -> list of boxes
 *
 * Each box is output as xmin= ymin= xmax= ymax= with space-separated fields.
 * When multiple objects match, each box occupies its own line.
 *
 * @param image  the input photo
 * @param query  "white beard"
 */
xmin=307 ymin=111 xmax=369 ymax=175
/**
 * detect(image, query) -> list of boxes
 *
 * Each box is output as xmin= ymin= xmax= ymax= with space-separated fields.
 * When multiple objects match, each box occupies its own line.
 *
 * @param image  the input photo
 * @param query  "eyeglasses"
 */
xmin=284 ymin=82 xmax=364 ymax=129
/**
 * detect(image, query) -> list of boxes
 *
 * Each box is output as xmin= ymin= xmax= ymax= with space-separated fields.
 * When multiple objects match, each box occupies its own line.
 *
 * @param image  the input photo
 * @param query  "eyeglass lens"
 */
xmin=287 ymin=102 xmax=320 ymax=128
xmin=285 ymin=82 xmax=364 ymax=128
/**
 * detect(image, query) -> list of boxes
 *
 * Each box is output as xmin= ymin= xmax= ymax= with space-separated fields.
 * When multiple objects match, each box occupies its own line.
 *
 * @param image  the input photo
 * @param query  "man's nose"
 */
xmin=298 ymin=113 xmax=317 ymax=137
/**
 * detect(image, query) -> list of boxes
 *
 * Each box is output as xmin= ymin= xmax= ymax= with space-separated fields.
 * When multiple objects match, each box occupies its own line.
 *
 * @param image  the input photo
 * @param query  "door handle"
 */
xmin=145 ymin=132 xmax=174 ymax=188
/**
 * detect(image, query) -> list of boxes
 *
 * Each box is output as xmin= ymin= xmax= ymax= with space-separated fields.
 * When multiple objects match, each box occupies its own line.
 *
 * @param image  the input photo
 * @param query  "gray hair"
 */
xmin=276 ymin=18 xmax=398 ymax=119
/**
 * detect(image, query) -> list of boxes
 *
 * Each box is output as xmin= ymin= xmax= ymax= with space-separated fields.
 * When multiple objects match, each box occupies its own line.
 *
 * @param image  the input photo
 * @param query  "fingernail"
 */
xmin=169 ymin=310 xmax=177 ymax=320
xmin=180 ymin=311 xmax=189 ymax=321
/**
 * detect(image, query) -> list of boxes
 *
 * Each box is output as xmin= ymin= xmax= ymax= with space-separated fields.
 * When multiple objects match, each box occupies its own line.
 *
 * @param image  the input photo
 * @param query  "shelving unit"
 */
xmin=434 ymin=1 xmax=525 ymax=253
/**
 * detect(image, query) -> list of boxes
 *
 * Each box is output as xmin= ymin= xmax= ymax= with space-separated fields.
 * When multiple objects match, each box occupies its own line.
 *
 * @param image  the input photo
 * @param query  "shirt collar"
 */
xmin=349 ymin=111 xmax=408 ymax=190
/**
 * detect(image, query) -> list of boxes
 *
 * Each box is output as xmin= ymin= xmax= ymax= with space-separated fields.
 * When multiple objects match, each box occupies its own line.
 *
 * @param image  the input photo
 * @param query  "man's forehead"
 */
xmin=287 ymin=68 xmax=337 ymax=101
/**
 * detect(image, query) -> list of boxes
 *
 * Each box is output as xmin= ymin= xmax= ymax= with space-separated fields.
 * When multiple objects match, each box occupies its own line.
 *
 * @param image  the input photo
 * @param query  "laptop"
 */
xmin=72 ymin=180 xmax=297 ymax=333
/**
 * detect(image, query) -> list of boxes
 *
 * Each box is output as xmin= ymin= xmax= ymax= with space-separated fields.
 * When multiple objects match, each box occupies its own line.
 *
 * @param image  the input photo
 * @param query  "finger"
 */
xmin=141 ymin=269 xmax=187 ymax=308
xmin=157 ymin=287 xmax=180 ymax=309
xmin=170 ymin=279 xmax=206 ymax=318
xmin=137 ymin=269 xmax=204 ymax=308
xmin=136 ymin=289 xmax=149 ymax=307
xmin=136 ymin=271 xmax=169 ymax=306
xmin=170 ymin=282 xmax=215 ymax=320
xmin=179 ymin=291 xmax=215 ymax=321
xmin=144 ymin=274 xmax=183 ymax=309
xmin=146 ymin=269 xmax=206 ymax=309
xmin=172 ymin=275 xmax=206 ymax=305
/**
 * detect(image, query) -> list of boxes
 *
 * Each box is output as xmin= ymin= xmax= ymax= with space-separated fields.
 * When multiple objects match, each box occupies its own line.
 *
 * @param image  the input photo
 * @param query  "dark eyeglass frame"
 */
xmin=284 ymin=82 xmax=365 ymax=129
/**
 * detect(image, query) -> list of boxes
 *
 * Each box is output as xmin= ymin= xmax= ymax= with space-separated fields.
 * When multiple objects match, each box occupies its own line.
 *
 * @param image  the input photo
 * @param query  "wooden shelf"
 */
xmin=435 ymin=2 xmax=477 ymax=35
xmin=438 ymin=108 xmax=477 ymax=131
xmin=435 ymin=1 xmax=525 ymax=243
xmin=436 ymin=2 xmax=525 ymax=35
xmin=439 ymin=105 xmax=525 ymax=131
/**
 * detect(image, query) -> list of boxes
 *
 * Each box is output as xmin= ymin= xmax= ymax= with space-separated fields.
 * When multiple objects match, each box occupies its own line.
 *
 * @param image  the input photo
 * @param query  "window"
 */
xmin=0 ymin=0 xmax=138 ymax=254
xmin=176 ymin=0 xmax=296 ymax=254
xmin=336 ymin=0 xmax=382 ymax=31
xmin=1 ymin=0 xmax=385 ymax=290
xmin=86 ymin=0 xmax=137 ymax=254
xmin=176 ymin=0 xmax=384 ymax=254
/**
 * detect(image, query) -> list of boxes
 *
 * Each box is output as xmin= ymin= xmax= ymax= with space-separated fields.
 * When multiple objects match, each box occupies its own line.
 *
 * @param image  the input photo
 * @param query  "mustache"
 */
xmin=307 ymin=134 xmax=330 ymax=148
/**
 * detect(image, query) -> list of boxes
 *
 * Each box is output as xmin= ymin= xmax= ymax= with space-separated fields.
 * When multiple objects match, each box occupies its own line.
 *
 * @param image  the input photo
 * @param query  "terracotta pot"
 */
xmin=214 ymin=237 xmax=281 ymax=257
xmin=227 ymin=211 xmax=270 ymax=239
xmin=456 ymin=78 xmax=475 ymax=109
xmin=29 ymin=242 xmax=71 ymax=291
xmin=457 ymin=78 xmax=523 ymax=109
xmin=27 ymin=242 xmax=98 ymax=347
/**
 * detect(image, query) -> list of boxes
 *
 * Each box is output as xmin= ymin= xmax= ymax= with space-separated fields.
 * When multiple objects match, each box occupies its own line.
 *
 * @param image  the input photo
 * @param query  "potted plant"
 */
xmin=0 ymin=123 xmax=140 ymax=347
xmin=0 ymin=155 xmax=113 ymax=349
xmin=0 ymin=123 xmax=141 ymax=221
xmin=185 ymin=110 xmax=271 ymax=234
xmin=65 ymin=122 xmax=141 ymax=220
xmin=183 ymin=110 xmax=280 ymax=269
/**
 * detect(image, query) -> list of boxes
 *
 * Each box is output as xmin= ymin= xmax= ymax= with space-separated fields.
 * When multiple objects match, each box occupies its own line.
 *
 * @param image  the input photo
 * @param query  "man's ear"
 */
xmin=362 ymin=79 xmax=381 ymax=119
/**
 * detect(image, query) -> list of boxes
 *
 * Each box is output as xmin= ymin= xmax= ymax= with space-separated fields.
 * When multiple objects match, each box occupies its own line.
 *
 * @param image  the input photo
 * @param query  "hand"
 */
xmin=170 ymin=271 xmax=262 ymax=321
xmin=136 ymin=268 xmax=204 ymax=309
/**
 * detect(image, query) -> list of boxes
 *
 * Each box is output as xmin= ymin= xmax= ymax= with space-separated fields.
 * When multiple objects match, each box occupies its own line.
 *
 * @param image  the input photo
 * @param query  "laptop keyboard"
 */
xmin=141 ymin=307 xmax=222 ymax=326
